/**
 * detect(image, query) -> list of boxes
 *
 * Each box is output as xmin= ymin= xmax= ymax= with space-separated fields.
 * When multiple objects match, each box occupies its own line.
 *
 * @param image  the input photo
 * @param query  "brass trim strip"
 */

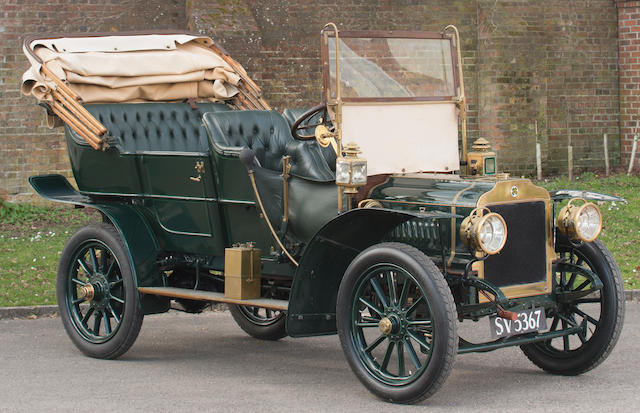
xmin=447 ymin=182 xmax=476 ymax=266
xmin=443 ymin=25 xmax=467 ymax=162
xmin=376 ymin=198 xmax=476 ymax=208
xmin=341 ymin=98 xmax=459 ymax=105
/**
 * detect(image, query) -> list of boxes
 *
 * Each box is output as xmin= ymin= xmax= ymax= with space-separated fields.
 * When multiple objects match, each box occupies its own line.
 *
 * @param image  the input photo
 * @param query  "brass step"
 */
xmin=137 ymin=287 xmax=288 ymax=311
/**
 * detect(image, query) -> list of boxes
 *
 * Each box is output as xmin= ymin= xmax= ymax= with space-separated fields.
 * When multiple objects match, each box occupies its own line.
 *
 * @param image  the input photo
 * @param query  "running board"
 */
xmin=137 ymin=287 xmax=288 ymax=311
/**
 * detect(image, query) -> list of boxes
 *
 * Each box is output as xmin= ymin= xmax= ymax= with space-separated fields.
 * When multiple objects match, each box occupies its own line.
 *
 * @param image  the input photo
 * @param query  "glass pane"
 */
xmin=328 ymin=37 xmax=455 ymax=99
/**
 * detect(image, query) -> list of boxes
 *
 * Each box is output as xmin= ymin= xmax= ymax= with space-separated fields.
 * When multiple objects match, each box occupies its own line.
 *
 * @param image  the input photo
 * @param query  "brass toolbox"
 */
xmin=224 ymin=243 xmax=262 ymax=300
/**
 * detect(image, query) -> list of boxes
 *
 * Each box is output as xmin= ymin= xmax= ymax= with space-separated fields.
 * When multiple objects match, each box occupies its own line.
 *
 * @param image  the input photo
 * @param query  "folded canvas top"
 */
xmin=22 ymin=33 xmax=244 ymax=104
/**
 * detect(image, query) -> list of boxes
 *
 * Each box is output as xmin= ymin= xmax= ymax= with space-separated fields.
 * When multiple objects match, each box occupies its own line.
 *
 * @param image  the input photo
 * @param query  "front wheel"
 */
xmin=337 ymin=243 xmax=457 ymax=404
xmin=57 ymin=224 xmax=143 ymax=359
xmin=520 ymin=238 xmax=625 ymax=375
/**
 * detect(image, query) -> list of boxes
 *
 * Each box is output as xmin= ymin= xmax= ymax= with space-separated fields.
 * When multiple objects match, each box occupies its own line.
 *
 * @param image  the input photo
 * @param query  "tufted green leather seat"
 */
xmin=282 ymin=108 xmax=337 ymax=172
xmin=204 ymin=110 xmax=335 ymax=181
xmin=74 ymin=103 xmax=231 ymax=153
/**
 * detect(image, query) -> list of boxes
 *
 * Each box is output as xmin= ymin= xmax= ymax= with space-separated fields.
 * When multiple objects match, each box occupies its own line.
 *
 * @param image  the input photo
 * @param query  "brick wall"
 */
xmin=190 ymin=0 xmax=621 ymax=175
xmin=477 ymin=1 xmax=620 ymax=174
xmin=616 ymin=0 xmax=640 ymax=171
xmin=0 ymin=0 xmax=631 ymax=201
xmin=0 ymin=0 xmax=186 ymax=201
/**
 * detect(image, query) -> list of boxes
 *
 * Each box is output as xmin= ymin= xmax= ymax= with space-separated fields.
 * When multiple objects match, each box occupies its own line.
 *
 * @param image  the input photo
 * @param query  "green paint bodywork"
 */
xmin=287 ymin=208 xmax=457 ymax=337
xmin=32 ymin=105 xmax=611 ymax=347
xmin=369 ymin=175 xmax=497 ymax=267
xmin=29 ymin=174 xmax=169 ymax=314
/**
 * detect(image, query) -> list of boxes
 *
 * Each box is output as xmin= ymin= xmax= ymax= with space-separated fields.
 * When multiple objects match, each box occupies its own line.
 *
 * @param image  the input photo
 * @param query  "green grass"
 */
xmin=537 ymin=172 xmax=640 ymax=290
xmin=0 ymin=172 xmax=638 ymax=307
xmin=0 ymin=201 xmax=99 ymax=307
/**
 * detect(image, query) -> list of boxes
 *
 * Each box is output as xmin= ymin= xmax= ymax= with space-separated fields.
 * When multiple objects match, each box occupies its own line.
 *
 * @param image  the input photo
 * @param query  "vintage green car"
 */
xmin=23 ymin=25 xmax=625 ymax=404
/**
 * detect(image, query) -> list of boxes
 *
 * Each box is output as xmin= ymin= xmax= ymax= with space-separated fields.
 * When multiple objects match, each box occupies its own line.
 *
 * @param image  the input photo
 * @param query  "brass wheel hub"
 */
xmin=378 ymin=317 xmax=392 ymax=335
xmin=79 ymin=284 xmax=95 ymax=302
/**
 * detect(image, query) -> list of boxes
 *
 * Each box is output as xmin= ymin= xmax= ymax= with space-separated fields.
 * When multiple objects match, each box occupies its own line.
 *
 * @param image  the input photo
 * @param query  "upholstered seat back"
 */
xmin=204 ymin=110 xmax=334 ymax=181
xmin=77 ymin=103 xmax=231 ymax=153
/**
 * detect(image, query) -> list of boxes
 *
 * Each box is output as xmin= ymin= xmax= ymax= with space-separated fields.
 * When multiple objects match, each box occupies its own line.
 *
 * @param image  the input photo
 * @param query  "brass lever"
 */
xmin=189 ymin=161 xmax=205 ymax=182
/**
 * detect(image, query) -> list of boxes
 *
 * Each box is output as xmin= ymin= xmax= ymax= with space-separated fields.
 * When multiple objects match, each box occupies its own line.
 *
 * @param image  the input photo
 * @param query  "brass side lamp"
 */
xmin=466 ymin=138 xmax=497 ymax=176
xmin=336 ymin=142 xmax=367 ymax=211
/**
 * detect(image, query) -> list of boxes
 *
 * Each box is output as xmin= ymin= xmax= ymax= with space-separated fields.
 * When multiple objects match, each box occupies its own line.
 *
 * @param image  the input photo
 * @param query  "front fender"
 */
xmin=549 ymin=189 xmax=626 ymax=203
xmin=286 ymin=207 xmax=456 ymax=337
xmin=29 ymin=174 xmax=167 ymax=314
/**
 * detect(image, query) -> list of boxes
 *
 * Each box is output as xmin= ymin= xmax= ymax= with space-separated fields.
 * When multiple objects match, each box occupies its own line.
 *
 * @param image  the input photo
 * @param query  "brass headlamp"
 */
xmin=557 ymin=198 xmax=602 ymax=242
xmin=336 ymin=142 xmax=367 ymax=211
xmin=460 ymin=207 xmax=508 ymax=256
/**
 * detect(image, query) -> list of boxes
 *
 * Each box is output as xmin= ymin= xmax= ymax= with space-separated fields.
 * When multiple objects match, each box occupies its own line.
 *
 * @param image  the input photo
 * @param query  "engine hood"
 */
xmin=365 ymin=174 xmax=552 ymax=271
xmin=367 ymin=174 xmax=499 ymax=210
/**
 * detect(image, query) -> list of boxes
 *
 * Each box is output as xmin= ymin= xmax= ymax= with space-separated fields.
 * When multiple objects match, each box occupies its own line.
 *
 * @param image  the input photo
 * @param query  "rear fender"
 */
xmin=286 ymin=207 xmax=457 ymax=337
xmin=29 ymin=174 xmax=168 ymax=314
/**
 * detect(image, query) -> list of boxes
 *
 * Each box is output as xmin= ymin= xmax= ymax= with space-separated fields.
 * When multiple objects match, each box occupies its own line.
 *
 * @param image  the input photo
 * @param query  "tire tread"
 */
xmin=58 ymin=223 xmax=143 ymax=359
xmin=521 ymin=239 xmax=625 ymax=375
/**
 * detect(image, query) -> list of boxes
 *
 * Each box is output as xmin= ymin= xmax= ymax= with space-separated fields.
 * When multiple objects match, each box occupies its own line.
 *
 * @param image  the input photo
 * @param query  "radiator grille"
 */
xmin=484 ymin=201 xmax=547 ymax=287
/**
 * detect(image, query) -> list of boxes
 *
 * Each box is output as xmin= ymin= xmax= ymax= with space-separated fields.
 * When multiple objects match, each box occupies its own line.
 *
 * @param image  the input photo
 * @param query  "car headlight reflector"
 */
xmin=558 ymin=199 xmax=602 ymax=242
xmin=460 ymin=208 xmax=508 ymax=255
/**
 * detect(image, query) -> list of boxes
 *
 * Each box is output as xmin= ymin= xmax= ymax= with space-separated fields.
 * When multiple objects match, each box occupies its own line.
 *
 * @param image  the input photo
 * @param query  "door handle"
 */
xmin=189 ymin=161 xmax=205 ymax=182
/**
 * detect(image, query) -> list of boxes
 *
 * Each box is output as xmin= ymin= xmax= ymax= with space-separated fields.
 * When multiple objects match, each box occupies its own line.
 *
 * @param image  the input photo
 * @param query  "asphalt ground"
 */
xmin=1 ymin=303 xmax=638 ymax=412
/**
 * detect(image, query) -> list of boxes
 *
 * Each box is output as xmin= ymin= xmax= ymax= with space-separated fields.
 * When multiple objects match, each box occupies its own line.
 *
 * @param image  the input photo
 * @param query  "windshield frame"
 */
xmin=321 ymin=30 xmax=461 ymax=104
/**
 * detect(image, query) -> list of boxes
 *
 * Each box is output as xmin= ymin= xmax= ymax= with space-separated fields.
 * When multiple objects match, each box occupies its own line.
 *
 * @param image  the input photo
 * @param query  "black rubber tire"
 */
xmin=229 ymin=305 xmax=287 ymax=340
xmin=520 ymin=238 xmax=625 ymax=375
xmin=57 ymin=223 xmax=144 ymax=359
xmin=337 ymin=243 xmax=457 ymax=404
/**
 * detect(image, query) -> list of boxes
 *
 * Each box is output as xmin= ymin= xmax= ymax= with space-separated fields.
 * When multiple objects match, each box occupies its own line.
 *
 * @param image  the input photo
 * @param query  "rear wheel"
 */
xmin=57 ymin=224 xmax=143 ymax=359
xmin=229 ymin=304 xmax=287 ymax=340
xmin=337 ymin=243 xmax=457 ymax=404
xmin=520 ymin=238 xmax=624 ymax=375
xmin=229 ymin=279 xmax=288 ymax=340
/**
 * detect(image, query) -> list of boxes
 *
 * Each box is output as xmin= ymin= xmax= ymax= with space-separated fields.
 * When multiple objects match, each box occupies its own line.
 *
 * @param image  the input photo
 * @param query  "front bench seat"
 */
xmin=204 ymin=110 xmax=334 ymax=182
xmin=75 ymin=102 xmax=231 ymax=153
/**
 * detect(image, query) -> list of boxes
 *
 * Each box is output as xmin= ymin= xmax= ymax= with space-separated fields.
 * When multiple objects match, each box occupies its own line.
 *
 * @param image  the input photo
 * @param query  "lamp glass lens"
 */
xmin=336 ymin=160 xmax=351 ymax=184
xmin=351 ymin=162 xmax=367 ymax=184
xmin=576 ymin=204 xmax=601 ymax=240
xmin=479 ymin=215 xmax=506 ymax=253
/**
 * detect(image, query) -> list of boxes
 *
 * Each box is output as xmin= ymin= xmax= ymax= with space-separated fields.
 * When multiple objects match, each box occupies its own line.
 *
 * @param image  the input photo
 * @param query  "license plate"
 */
xmin=489 ymin=307 xmax=547 ymax=339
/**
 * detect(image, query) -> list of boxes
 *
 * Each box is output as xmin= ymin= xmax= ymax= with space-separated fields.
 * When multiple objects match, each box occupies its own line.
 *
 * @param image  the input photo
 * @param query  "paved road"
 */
xmin=1 ymin=303 xmax=639 ymax=412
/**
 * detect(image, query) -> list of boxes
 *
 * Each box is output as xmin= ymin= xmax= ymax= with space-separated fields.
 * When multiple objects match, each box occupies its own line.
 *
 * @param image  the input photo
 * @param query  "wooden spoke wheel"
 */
xmin=57 ymin=224 xmax=143 ymax=359
xmin=229 ymin=304 xmax=287 ymax=341
xmin=337 ymin=243 xmax=457 ymax=404
xmin=520 ymin=237 xmax=625 ymax=375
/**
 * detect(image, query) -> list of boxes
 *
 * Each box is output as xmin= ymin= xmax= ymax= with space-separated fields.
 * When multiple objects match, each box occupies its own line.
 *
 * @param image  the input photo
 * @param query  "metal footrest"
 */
xmin=138 ymin=287 xmax=288 ymax=311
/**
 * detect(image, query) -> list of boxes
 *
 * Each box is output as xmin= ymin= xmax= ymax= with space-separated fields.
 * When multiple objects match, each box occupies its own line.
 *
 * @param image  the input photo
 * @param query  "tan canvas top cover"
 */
xmin=21 ymin=34 xmax=241 ymax=104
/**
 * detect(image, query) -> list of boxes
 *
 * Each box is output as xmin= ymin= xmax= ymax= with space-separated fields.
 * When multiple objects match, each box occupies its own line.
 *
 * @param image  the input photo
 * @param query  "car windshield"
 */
xmin=326 ymin=34 xmax=457 ymax=100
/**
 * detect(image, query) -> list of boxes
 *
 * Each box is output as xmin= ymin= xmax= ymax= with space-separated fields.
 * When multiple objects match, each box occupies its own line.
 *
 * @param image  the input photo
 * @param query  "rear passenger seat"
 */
xmin=72 ymin=103 xmax=231 ymax=153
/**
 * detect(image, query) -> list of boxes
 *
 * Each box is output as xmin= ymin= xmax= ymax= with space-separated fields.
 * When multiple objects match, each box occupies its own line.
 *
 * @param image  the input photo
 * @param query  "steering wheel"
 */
xmin=290 ymin=104 xmax=333 ymax=140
